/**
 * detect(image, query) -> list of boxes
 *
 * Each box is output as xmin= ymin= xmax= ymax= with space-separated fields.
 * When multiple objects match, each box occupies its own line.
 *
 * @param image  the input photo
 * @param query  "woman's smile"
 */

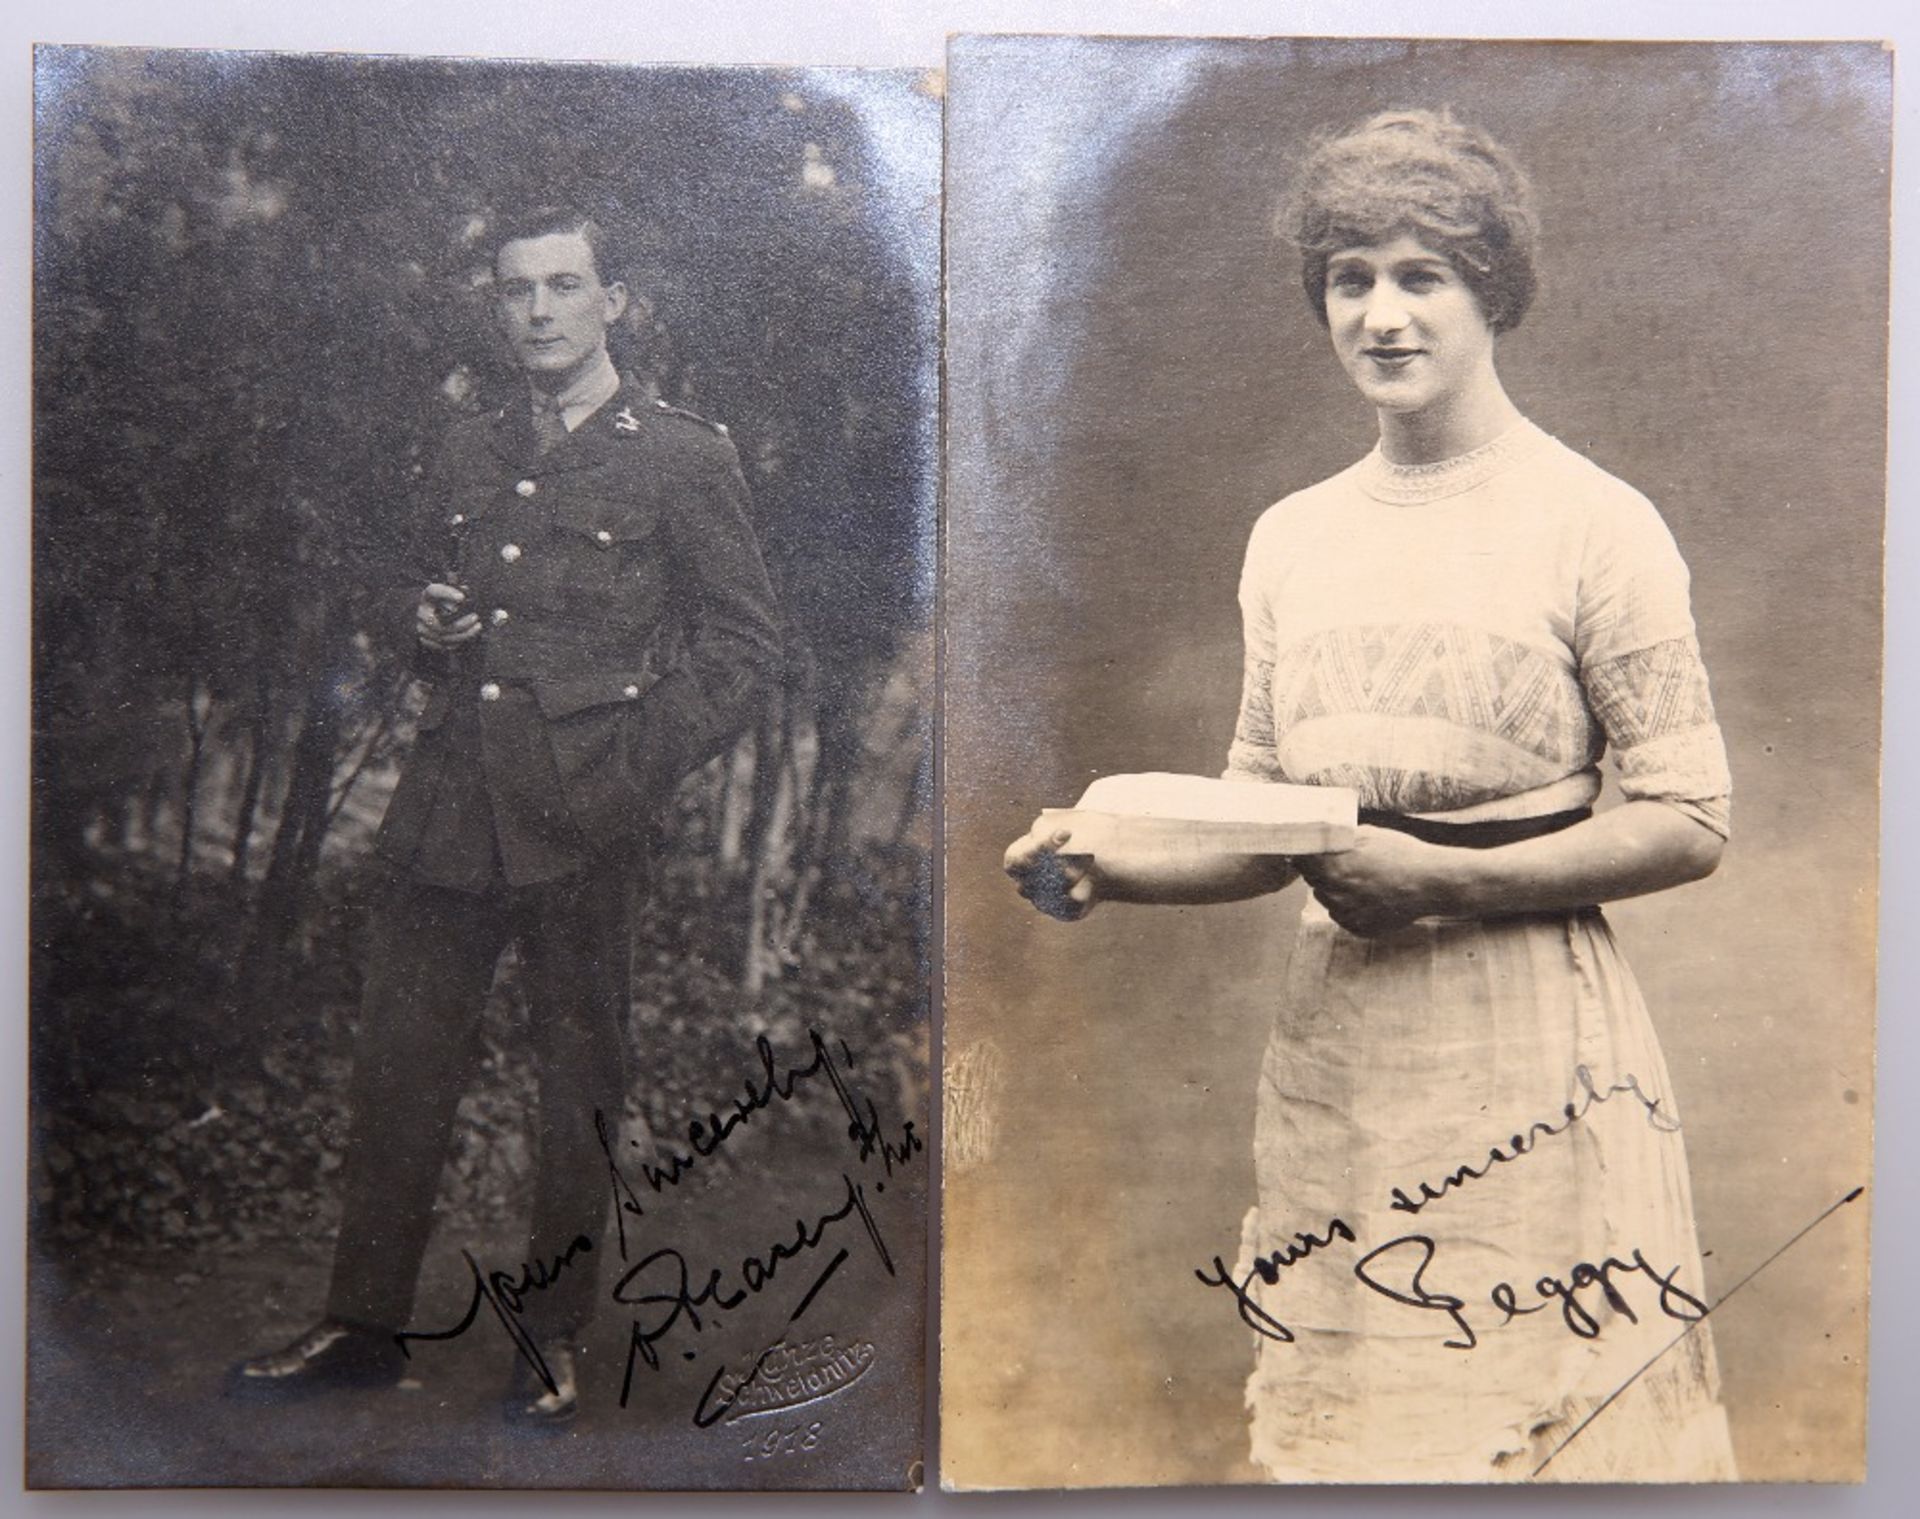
xmin=1361 ymin=344 xmax=1423 ymax=370
xmin=1325 ymin=232 xmax=1499 ymax=417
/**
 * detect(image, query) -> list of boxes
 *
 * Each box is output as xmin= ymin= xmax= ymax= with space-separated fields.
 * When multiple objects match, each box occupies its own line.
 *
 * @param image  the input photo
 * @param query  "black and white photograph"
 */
xmin=943 ymin=35 xmax=1888 ymax=1487
xmin=29 ymin=44 xmax=935 ymax=1489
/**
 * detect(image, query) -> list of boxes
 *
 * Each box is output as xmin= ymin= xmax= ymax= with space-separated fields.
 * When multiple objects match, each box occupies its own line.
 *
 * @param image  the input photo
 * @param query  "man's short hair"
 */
xmin=488 ymin=205 xmax=618 ymax=286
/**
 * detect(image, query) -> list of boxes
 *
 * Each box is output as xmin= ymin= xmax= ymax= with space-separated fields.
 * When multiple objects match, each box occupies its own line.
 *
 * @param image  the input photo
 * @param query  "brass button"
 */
xmin=450 ymin=512 xmax=466 ymax=526
xmin=479 ymin=681 xmax=502 ymax=702
xmin=515 ymin=479 xmax=537 ymax=497
xmin=490 ymin=608 xmax=510 ymax=626
xmin=622 ymin=683 xmax=640 ymax=699
xmin=500 ymin=543 xmax=522 ymax=563
xmin=595 ymin=529 xmax=613 ymax=546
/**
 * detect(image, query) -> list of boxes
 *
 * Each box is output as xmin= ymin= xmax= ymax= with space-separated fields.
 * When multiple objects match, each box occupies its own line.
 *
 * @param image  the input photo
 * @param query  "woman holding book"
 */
xmin=1005 ymin=109 xmax=1735 ymax=1481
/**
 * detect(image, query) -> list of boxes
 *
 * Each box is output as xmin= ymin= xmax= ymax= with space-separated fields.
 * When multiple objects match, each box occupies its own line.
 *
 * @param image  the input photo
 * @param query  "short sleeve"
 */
xmin=1574 ymin=490 xmax=1732 ymax=837
xmin=1224 ymin=515 xmax=1283 ymax=784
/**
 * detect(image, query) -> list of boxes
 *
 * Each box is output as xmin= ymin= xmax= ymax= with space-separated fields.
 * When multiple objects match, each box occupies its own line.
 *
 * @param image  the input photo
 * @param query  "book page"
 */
xmin=1037 ymin=773 xmax=1358 ymax=857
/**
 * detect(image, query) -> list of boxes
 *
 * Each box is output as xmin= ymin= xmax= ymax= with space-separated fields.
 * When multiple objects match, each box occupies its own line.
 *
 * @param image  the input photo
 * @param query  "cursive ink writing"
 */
xmin=1533 ymin=1186 xmax=1865 ymax=1477
xmin=816 ymin=1035 xmax=923 ymax=1181
xmin=1354 ymin=1234 xmax=1705 ymax=1350
xmin=614 ymin=1170 xmax=895 ymax=1421
xmin=1191 ymin=1068 xmax=1707 ymax=1350
xmin=1193 ymin=1216 xmax=1357 ymax=1343
xmin=1351 ymin=1234 xmax=1480 ymax=1349
xmin=1386 ymin=1065 xmax=1681 ymax=1217
xmin=588 ymin=1025 xmax=919 ymax=1423
xmin=597 ymin=1027 xmax=922 ymax=1258
xmin=396 ymin=1024 xmax=918 ymax=1423
xmin=394 ymin=1234 xmax=594 ymax=1394
xmin=1492 ymin=1248 xmax=1708 ymax=1338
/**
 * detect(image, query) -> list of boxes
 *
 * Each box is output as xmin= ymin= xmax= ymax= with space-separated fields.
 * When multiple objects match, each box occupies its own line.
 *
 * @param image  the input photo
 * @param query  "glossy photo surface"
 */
xmin=30 ymin=45 xmax=937 ymax=1490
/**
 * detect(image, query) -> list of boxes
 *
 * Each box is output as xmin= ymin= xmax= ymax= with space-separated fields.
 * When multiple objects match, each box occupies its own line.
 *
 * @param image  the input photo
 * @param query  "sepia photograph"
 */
xmin=29 ymin=44 xmax=935 ymax=1489
xmin=943 ymin=35 xmax=1889 ymax=1487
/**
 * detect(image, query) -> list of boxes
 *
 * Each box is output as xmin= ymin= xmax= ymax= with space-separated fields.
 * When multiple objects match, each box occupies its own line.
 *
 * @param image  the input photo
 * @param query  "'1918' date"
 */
xmin=741 ymin=1421 xmax=823 ymax=1462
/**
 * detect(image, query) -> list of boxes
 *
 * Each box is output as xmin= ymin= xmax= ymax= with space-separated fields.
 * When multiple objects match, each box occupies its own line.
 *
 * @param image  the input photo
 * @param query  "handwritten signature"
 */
xmin=1350 ymin=1233 xmax=1707 ymax=1351
xmin=1187 ymin=1062 xmax=1866 ymax=1471
xmin=396 ymin=1025 xmax=921 ymax=1422
xmin=1193 ymin=1216 xmax=1355 ymax=1342
xmin=1387 ymin=1064 xmax=1680 ymax=1218
xmin=598 ymin=1028 xmax=921 ymax=1254
xmin=1195 ymin=1066 xmax=1686 ymax=1346
xmin=1195 ymin=1221 xmax=1705 ymax=1351
xmin=611 ymin=1169 xmax=897 ymax=1424
xmin=394 ymin=1235 xmax=594 ymax=1396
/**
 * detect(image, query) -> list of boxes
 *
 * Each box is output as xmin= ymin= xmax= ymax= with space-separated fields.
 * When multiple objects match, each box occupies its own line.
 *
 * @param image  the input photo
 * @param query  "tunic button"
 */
xmin=490 ymin=608 xmax=510 ymax=626
xmin=515 ymin=479 xmax=537 ymax=497
xmin=595 ymin=529 xmax=613 ymax=546
xmin=450 ymin=512 xmax=466 ymax=526
xmin=622 ymin=683 xmax=640 ymax=699
xmin=500 ymin=543 xmax=522 ymax=563
xmin=479 ymin=681 xmax=502 ymax=702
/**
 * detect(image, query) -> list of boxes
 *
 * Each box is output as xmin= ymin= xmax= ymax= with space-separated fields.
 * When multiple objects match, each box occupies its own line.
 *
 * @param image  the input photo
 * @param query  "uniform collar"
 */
xmin=530 ymin=350 xmax=621 ymax=433
xmin=488 ymin=367 xmax=644 ymax=472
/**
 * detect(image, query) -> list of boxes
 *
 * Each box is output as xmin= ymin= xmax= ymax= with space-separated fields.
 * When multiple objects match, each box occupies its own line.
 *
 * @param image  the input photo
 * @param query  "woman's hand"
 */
xmin=1297 ymin=804 xmax=1723 ymax=935
xmin=1294 ymin=825 xmax=1444 ymax=937
xmin=1004 ymin=823 xmax=1099 ymax=922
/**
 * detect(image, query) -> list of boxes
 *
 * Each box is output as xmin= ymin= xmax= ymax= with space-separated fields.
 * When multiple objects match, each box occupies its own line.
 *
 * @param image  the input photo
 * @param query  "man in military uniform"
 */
xmin=235 ymin=207 xmax=781 ymax=1421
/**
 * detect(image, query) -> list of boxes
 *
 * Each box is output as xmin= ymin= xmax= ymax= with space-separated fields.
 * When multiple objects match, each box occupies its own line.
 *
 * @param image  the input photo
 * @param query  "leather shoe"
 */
xmin=503 ymin=1342 xmax=579 ymax=1426
xmin=229 ymin=1318 xmax=404 ymax=1399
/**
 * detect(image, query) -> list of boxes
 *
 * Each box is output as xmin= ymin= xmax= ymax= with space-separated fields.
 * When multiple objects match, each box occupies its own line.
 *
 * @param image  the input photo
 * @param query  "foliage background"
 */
xmin=30 ymin=47 xmax=934 ymax=1352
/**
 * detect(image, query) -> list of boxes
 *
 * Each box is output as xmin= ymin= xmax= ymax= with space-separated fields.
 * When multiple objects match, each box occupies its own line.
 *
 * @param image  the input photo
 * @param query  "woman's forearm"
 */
xmin=1095 ymin=849 xmax=1298 ymax=906
xmin=1422 ymin=800 xmax=1724 ymax=918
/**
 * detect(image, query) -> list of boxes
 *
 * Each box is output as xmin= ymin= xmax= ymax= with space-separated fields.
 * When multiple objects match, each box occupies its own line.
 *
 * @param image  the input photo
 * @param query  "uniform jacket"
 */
xmin=371 ymin=376 xmax=782 ymax=890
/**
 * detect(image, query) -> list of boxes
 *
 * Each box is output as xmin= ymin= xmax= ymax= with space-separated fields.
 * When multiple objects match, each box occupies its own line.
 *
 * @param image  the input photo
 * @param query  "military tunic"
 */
xmin=325 ymin=376 xmax=780 ymax=1341
xmin=372 ymin=375 xmax=780 ymax=889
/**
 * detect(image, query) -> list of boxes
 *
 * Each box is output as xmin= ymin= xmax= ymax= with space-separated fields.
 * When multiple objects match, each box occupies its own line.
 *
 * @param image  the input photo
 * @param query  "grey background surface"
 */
xmin=5 ymin=0 xmax=1919 ymax=1514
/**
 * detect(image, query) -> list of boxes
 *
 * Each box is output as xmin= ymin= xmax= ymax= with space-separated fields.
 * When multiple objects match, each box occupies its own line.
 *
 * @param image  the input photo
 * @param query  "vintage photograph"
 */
xmin=943 ymin=36 xmax=1888 ymax=1486
xmin=30 ymin=45 xmax=935 ymax=1489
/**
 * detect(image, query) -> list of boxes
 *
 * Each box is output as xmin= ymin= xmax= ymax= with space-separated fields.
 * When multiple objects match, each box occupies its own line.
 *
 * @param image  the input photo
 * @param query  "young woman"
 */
xmin=1005 ymin=109 xmax=1736 ymax=1482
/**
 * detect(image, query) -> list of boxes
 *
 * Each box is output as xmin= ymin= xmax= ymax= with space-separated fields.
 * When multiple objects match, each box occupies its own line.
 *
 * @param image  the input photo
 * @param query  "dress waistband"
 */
xmin=1357 ymin=806 xmax=1592 ymax=849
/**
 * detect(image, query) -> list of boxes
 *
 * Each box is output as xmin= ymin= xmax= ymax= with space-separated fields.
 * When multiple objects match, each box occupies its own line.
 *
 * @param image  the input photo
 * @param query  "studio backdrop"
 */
xmin=943 ymin=35 xmax=1888 ymax=1488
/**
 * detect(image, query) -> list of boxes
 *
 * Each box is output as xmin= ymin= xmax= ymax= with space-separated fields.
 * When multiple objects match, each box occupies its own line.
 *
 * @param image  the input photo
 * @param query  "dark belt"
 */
xmin=1358 ymin=806 xmax=1592 ymax=849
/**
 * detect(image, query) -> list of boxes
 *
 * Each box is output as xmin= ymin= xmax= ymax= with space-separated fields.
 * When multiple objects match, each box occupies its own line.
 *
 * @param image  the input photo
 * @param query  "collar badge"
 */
xmin=613 ymin=406 xmax=642 ymax=433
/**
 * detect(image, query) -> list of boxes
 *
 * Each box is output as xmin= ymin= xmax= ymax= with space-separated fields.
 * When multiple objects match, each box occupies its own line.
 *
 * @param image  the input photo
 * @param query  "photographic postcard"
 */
xmin=942 ymin=34 xmax=1888 ymax=1487
xmin=29 ymin=44 xmax=935 ymax=1490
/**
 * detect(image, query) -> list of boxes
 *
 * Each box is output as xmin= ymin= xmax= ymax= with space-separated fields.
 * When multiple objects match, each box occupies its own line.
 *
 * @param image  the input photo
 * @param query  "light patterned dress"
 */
xmin=1226 ymin=419 xmax=1737 ymax=1482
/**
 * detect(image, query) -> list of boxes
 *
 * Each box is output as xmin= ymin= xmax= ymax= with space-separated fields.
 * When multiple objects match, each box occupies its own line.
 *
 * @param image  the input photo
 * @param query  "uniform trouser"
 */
xmin=325 ymin=860 xmax=633 ymax=1341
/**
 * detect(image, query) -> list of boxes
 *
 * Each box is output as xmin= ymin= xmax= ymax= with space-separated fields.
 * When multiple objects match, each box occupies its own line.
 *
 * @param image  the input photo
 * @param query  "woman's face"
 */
xmin=1323 ymin=233 xmax=1497 ymax=415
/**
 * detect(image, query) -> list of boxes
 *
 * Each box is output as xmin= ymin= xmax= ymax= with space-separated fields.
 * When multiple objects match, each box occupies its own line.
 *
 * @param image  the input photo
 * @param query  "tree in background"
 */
xmin=33 ymin=50 xmax=935 ymax=1009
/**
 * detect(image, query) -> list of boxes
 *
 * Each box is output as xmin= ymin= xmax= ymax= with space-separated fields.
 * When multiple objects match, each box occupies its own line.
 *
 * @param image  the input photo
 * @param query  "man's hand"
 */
xmin=416 ymin=583 xmax=481 ymax=652
xmin=1293 ymin=825 xmax=1446 ymax=937
xmin=1004 ymin=823 xmax=1099 ymax=922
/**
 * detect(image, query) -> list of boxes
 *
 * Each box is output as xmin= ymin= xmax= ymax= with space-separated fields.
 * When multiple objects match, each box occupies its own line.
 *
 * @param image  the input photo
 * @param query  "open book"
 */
xmin=1039 ymin=772 xmax=1358 ymax=858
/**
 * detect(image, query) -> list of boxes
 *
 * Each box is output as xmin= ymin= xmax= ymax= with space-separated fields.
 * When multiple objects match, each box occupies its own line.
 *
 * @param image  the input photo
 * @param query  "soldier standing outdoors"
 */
xmin=233 ymin=207 xmax=782 ymax=1422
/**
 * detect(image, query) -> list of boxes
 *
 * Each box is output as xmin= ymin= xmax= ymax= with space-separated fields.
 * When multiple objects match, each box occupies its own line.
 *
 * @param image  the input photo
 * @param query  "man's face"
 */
xmin=494 ymin=230 xmax=628 ymax=385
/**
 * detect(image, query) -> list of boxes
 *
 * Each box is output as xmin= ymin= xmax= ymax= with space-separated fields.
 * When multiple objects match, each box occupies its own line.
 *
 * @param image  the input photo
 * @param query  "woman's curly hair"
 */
xmin=1280 ymin=108 xmax=1541 ymax=334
